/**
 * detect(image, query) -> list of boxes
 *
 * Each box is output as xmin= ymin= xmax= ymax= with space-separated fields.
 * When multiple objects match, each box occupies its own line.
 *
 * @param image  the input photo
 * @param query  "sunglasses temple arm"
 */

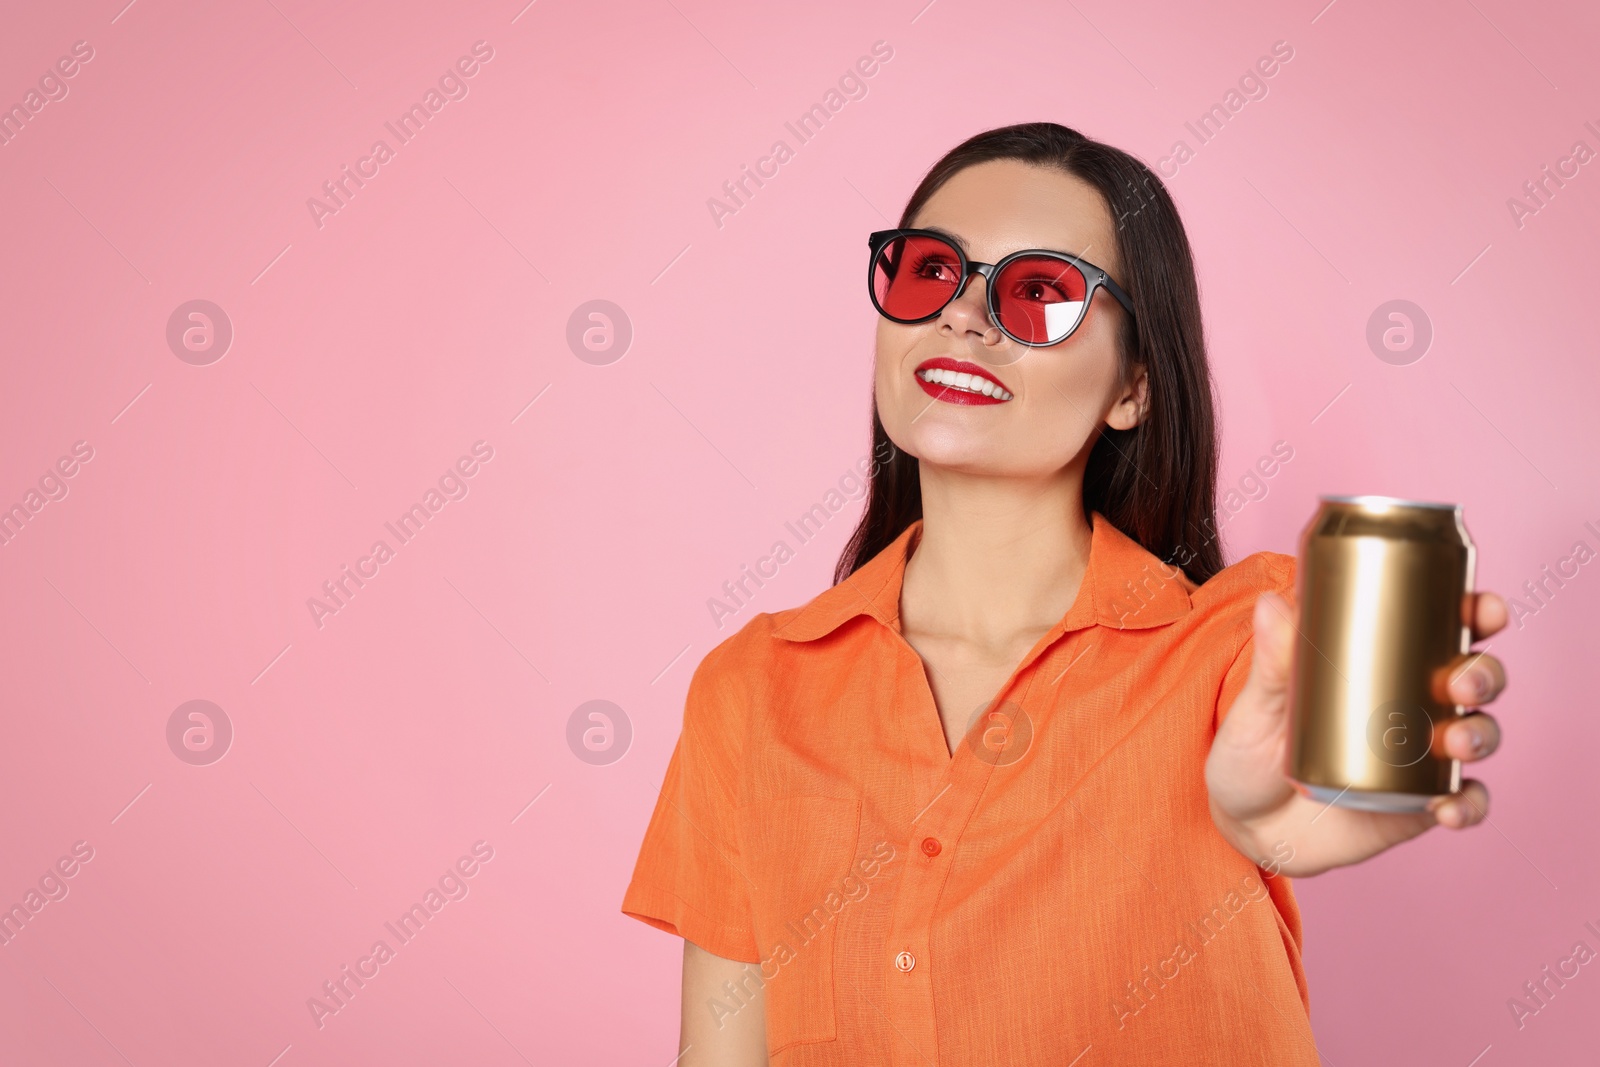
xmin=871 ymin=237 xmax=903 ymax=279
xmin=1102 ymin=275 xmax=1136 ymax=315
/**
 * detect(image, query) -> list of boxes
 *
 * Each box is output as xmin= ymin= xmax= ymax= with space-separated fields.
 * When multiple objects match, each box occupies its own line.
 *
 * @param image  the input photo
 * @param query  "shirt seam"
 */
xmin=624 ymin=879 xmax=760 ymax=944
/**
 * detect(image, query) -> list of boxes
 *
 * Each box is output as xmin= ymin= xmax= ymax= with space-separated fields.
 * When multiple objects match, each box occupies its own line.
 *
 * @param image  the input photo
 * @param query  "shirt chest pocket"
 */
xmin=738 ymin=794 xmax=862 ymax=1055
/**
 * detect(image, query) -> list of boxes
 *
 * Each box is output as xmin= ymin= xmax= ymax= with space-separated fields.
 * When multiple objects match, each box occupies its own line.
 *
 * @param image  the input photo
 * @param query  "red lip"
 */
xmin=913 ymin=356 xmax=1011 ymax=405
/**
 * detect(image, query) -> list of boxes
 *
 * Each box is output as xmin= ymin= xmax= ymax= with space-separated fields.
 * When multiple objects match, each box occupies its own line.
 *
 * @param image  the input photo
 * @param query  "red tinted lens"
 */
xmin=993 ymin=255 xmax=1089 ymax=344
xmin=872 ymin=234 xmax=964 ymax=321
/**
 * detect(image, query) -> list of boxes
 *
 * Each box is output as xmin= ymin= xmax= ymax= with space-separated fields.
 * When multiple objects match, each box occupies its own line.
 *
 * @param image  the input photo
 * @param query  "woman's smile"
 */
xmin=913 ymin=356 xmax=1014 ymax=404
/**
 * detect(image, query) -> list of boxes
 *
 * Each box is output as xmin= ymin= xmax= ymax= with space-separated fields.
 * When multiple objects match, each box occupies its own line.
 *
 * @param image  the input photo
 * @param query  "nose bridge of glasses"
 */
xmin=945 ymin=262 xmax=1006 ymax=342
xmin=953 ymin=260 xmax=995 ymax=304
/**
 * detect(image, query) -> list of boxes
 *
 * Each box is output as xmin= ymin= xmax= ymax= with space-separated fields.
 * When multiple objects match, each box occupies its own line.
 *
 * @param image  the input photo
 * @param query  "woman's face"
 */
xmin=873 ymin=159 xmax=1148 ymax=480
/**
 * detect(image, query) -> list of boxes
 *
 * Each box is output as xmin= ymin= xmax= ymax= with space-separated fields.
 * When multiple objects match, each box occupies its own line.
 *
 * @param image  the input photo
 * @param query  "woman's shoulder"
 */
xmin=688 ymin=606 xmax=811 ymax=697
xmin=699 ymin=610 xmax=786 ymax=670
xmin=678 ymin=603 xmax=841 ymax=744
xmin=1189 ymin=547 xmax=1298 ymax=617
xmin=689 ymin=573 xmax=867 ymax=709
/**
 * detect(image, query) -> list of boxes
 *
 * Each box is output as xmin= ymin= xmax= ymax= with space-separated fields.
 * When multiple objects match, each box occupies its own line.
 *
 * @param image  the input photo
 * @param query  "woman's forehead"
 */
xmin=909 ymin=159 xmax=1118 ymax=270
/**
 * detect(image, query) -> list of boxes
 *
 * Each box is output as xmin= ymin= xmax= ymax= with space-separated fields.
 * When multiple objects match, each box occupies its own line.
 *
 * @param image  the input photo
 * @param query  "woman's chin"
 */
xmin=904 ymin=444 xmax=1026 ymax=479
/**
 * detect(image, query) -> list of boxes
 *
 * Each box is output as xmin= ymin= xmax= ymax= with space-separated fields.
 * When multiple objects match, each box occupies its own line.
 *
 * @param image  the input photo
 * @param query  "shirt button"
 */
xmin=894 ymin=951 xmax=916 ymax=973
xmin=920 ymin=837 xmax=941 ymax=857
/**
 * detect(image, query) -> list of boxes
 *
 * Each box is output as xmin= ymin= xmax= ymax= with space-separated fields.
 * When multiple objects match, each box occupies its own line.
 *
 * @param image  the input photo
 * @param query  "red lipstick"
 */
xmin=913 ymin=356 xmax=1012 ymax=405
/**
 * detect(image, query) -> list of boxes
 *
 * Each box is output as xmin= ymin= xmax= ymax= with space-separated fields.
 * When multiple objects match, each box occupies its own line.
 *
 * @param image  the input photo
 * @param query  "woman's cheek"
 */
xmin=1036 ymin=386 xmax=1104 ymax=462
xmin=873 ymin=355 xmax=902 ymax=425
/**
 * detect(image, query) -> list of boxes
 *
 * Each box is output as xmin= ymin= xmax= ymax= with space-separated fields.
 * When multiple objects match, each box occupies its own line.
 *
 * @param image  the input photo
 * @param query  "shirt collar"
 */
xmin=771 ymin=511 xmax=1193 ymax=643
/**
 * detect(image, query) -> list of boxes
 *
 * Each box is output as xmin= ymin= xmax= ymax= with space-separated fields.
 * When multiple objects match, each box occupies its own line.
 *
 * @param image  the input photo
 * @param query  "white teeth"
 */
xmin=917 ymin=367 xmax=1012 ymax=401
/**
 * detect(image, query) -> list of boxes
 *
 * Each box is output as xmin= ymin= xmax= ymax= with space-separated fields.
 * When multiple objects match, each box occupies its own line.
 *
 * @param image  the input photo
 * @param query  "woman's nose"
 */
xmin=943 ymin=272 xmax=1014 ymax=361
xmin=944 ymin=269 xmax=988 ymax=320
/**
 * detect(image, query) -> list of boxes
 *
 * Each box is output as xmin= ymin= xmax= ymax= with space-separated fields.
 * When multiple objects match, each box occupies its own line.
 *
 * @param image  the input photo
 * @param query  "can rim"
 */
xmin=1319 ymin=493 xmax=1459 ymax=511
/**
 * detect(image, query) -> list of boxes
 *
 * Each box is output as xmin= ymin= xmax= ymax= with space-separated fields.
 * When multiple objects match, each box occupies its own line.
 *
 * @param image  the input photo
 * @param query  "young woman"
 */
xmin=622 ymin=122 xmax=1508 ymax=1065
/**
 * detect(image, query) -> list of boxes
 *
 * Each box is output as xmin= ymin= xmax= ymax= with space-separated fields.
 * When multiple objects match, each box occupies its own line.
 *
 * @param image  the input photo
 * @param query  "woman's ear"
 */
xmin=1105 ymin=364 xmax=1150 ymax=431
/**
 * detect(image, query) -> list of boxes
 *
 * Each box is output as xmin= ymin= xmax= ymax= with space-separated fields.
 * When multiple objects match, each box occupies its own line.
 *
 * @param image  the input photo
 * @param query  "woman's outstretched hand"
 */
xmin=1204 ymin=589 xmax=1508 ymax=878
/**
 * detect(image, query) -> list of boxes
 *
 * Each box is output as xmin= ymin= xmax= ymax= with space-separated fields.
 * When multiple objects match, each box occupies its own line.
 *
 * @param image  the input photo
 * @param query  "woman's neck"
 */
xmin=899 ymin=464 xmax=1093 ymax=646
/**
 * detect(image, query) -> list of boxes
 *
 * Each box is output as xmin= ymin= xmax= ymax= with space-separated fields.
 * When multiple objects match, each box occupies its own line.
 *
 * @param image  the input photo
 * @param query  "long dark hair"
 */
xmin=834 ymin=121 xmax=1224 ymax=585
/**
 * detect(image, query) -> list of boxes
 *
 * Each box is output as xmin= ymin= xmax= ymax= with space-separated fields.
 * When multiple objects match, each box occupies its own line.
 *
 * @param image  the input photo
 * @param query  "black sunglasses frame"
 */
xmin=866 ymin=228 xmax=1136 ymax=347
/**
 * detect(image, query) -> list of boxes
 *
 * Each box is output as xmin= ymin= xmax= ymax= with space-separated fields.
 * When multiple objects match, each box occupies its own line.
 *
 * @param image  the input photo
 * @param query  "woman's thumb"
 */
xmin=1249 ymin=591 xmax=1296 ymax=697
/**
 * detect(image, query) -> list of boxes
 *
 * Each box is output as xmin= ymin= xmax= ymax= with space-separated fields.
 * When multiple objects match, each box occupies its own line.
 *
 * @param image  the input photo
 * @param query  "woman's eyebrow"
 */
xmin=921 ymin=225 xmax=969 ymax=253
xmin=920 ymin=226 xmax=1093 ymax=261
xmin=921 ymin=225 xmax=1107 ymax=265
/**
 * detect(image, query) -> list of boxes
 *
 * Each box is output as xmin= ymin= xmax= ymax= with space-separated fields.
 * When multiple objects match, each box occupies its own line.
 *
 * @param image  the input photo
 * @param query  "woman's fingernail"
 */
xmin=1472 ymin=670 xmax=1491 ymax=701
xmin=1467 ymin=729 xmax=1486 ymax=755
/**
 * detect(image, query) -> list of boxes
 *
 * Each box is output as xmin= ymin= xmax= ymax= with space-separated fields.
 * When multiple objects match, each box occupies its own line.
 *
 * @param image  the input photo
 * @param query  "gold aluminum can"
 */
xmin=1287 ymin=495 xmax=1476 ymax=812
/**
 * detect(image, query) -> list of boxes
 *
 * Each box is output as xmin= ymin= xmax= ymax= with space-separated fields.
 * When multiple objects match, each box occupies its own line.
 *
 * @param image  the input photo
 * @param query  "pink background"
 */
xmin=1 ymin=0 xmax=1595 ymax=1063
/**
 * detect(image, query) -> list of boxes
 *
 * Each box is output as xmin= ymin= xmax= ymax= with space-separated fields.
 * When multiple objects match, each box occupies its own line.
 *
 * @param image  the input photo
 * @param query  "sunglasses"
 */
xmin=867 ymin=228 xmax=1136 ymax=347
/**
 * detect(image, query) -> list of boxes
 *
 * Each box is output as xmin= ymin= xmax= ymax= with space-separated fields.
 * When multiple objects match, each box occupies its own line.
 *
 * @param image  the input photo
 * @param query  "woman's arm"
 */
xmin=681 ymin=940 xmax=769 ymax=1067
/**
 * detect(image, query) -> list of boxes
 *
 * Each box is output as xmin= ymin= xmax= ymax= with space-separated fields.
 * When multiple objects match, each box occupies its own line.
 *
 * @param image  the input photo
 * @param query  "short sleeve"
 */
xmin=620 ymin=646 xmax=761 ymax=963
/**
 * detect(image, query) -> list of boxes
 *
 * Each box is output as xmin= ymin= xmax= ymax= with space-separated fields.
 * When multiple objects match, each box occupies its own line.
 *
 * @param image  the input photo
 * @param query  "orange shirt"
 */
xmin=622 ymin=512 xmax=1318 ymax=1065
